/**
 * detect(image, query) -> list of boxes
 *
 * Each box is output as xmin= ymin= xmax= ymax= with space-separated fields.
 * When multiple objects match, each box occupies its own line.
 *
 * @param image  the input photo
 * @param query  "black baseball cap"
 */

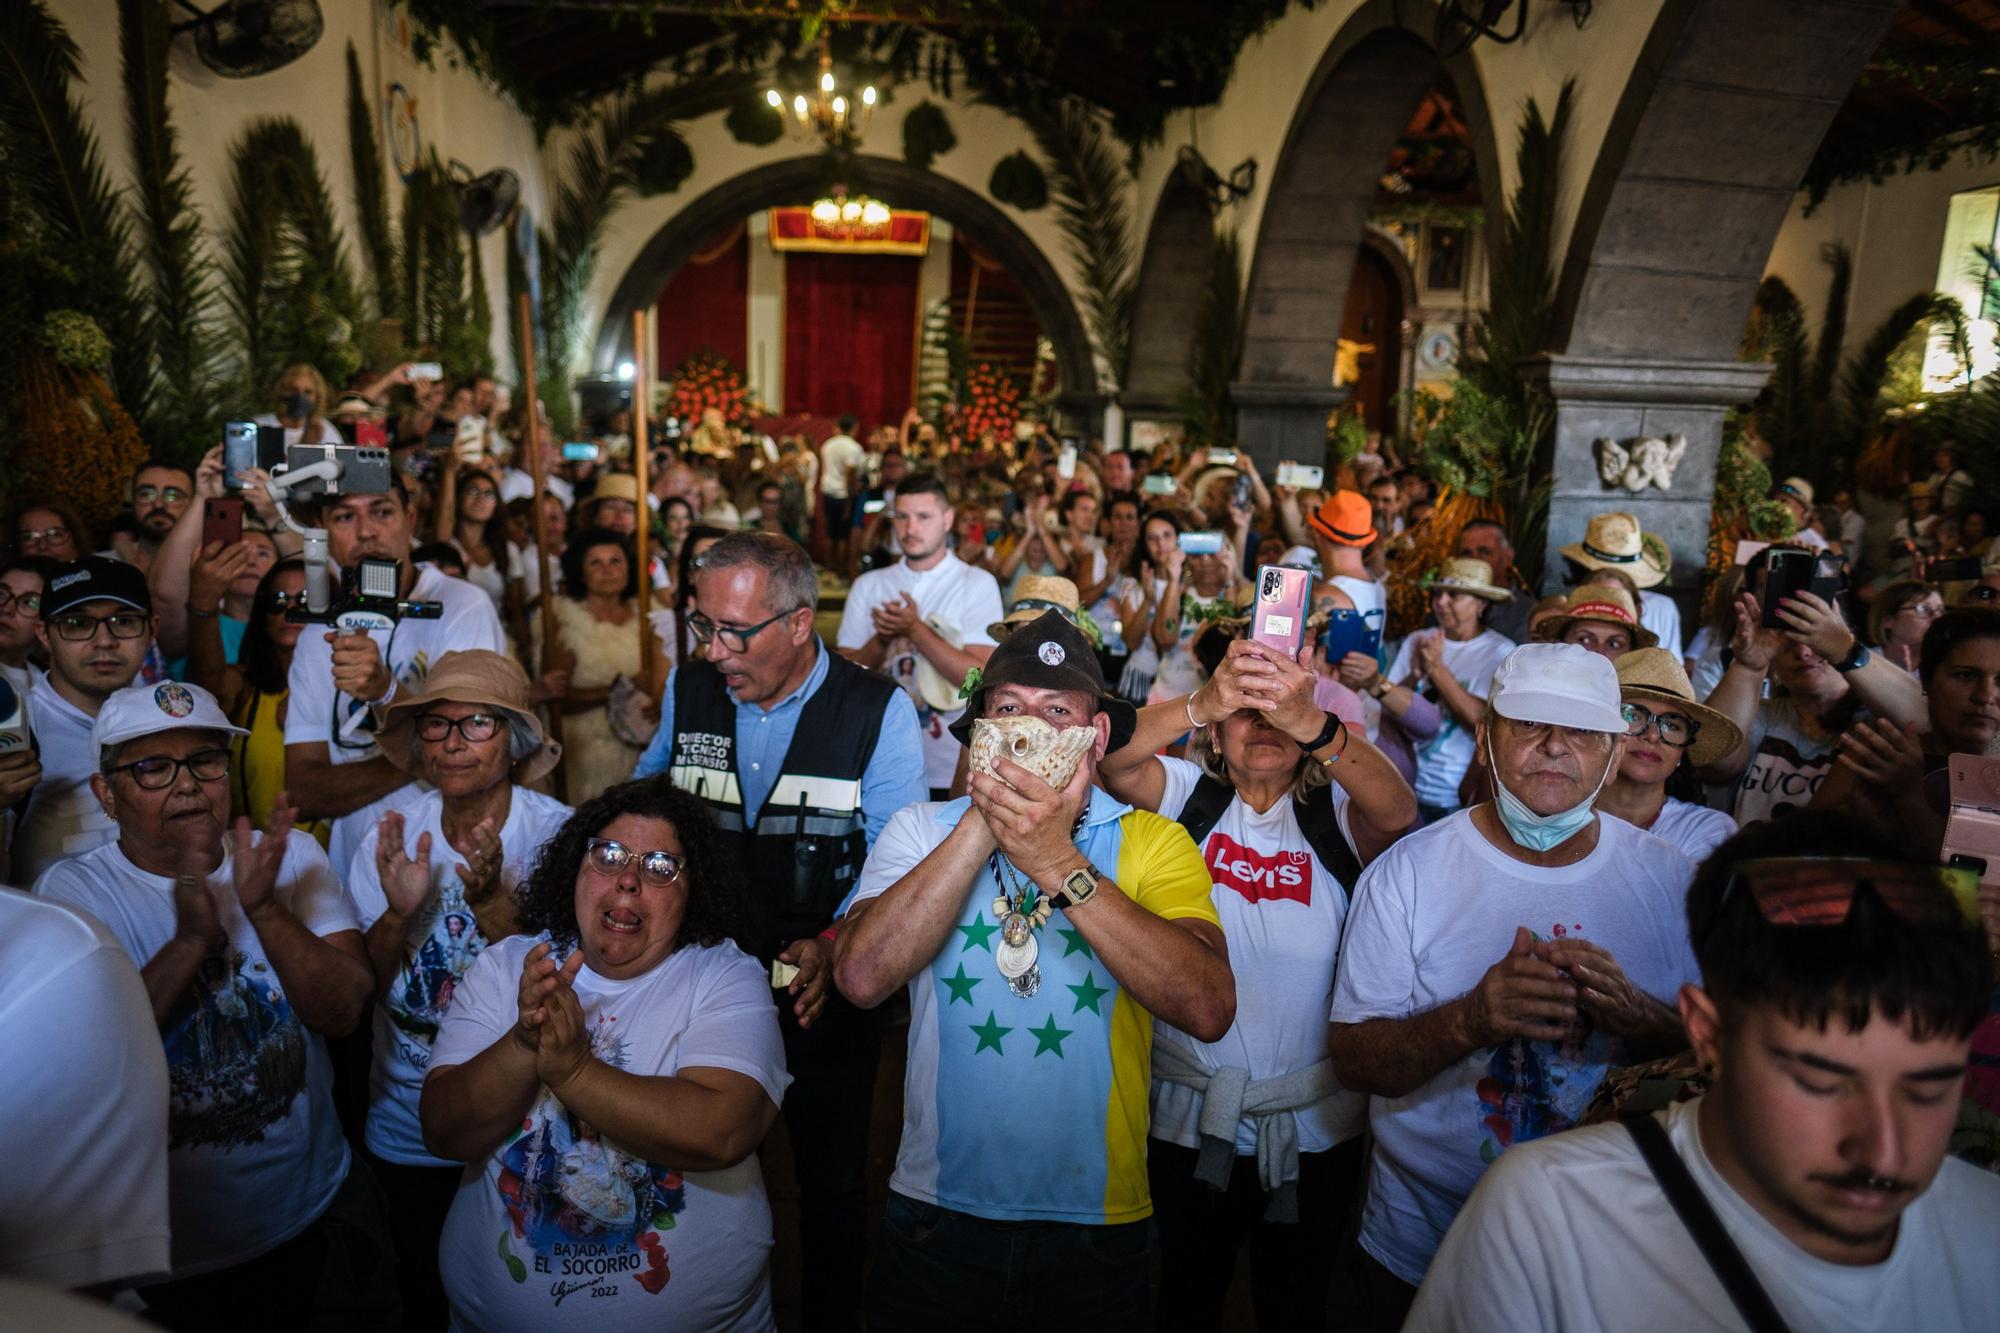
xmin=948 ymin=609 xmax=1136 ymax=753
xmin=42 ymin=556 xmax=153 ymax=619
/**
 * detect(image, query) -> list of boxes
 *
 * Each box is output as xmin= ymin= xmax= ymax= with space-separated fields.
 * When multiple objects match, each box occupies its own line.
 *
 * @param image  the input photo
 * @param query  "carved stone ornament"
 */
xmin=1594 ymin=434 xmax=1688 ymax=493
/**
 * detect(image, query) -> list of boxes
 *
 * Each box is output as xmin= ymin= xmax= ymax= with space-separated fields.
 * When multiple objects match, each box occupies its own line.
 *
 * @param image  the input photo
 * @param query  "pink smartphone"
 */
xmin=1250 ymin=564 xmax=1311 ymax=659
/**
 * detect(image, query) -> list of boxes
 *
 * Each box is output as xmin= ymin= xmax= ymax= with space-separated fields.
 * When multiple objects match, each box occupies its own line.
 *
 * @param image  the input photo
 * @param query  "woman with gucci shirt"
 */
xmin=1097 ymin=636 xmax=1417 ymax=1331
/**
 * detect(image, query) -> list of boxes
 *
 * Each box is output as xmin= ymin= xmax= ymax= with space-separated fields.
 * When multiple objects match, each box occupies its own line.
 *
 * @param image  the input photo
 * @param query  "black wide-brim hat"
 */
xmin=947 ymin=609 xmax=1137 ymax=754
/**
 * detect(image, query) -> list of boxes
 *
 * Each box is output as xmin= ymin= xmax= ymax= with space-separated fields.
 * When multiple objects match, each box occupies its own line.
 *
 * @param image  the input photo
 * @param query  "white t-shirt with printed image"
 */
xmin=837 ymin=553 xmax=1004 ymax=790
xmin=34 ymin=830 xmax=360 ymax=1278
xmin=284 ymin=564 xmax=505 ymax=878
xmin=1730 ymin=696 xmax=1857 ymax=828
xmin=345 ymin=785 xmax=573 ymax=1165
xmin=1385 ymin=629 xmax=1514 ymax=809
xmin=431 ymin=933 xmax=790 ymax=1332
xmin=1149 ymin=756 xmax=1367 ymax=1156
xmin=1329 ymin=810 xmax=1697 ymax=1285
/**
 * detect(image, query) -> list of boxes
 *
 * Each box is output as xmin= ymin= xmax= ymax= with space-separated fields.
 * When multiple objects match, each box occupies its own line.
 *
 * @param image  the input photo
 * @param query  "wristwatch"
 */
xmin=1050 ymin=863 xmax=1101 ymax=911
xmin=1831 ymin=641 xmax=1872 ymax=673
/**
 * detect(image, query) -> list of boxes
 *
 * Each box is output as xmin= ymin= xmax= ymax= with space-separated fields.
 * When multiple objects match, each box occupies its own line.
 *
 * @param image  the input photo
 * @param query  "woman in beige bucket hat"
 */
xmin=1594 ymin=647 xmax=1742 ymax=866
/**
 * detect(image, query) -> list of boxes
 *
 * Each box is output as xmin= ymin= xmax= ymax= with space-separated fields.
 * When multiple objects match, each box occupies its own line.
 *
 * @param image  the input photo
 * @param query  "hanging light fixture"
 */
xmin=765 ymin=33 xmax=876 ymax=150
xmin=807 ymin=185 xmax=893 ymax=238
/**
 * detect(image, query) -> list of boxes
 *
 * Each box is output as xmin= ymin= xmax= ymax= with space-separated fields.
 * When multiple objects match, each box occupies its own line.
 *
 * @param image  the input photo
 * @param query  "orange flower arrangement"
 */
xmin=665 ymin=351 xmax=748 ymax=426
xmin=962 ymin=361 xmax=1021 ymax=443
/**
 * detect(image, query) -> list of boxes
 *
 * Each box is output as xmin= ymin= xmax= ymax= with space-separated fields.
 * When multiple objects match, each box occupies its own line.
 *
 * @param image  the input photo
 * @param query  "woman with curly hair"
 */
xmin=422 ymin=780 xmax=789 ymax=1330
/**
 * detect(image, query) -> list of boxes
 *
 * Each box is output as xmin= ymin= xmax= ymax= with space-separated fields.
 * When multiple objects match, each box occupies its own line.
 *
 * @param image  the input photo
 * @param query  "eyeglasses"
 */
xmin=49 ymin=611 xmax=150 ymax=642
xmin=261 ymin=589 xmax=308 ymax=613
xmin=110 ymin=748 xmax=230 ymax=790
xmin=17 ymin=526 xmax=71 ymax=550
xmin=1621 ymin=701 xmax=1699 ymax=748
xmin=584 ymin=837 xmax=685 ymax=887
xmin=0 ymin=587 xmax=40 ymax=615
xmin=1703 ymin=857 xmax=1979 ymax=949
xmin=687 ymin=607 xmax=800 ymax=654
xmin=416 ymin=712 xmax=503 ymax=743
xmin=133 ymin=486 xmax=189 ymax=505
xmin=1970 ymin=586 xmax=2000 ymax=604
xmin=1499 ymin=718 xmax=1616 ymax=747
xmin=1895 ymin=601 xmax=1946 ymax=620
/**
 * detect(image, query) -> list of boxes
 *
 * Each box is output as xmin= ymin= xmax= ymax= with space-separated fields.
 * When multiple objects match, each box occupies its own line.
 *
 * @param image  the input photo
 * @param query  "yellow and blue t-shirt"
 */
xmin=846 ymin=787 xmax=1220 ymax=1224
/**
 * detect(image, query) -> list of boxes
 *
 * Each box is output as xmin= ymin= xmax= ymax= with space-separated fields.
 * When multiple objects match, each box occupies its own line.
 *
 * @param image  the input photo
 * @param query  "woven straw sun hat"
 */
xmin=1538 ymin=583 xmax=1660 ymax=650
xmin=377 ymin=649 xmax=563 ymax=785
xmin=1613 ymin=647 xmax=1742 ymax=768
xmin=1559 ymin=511 xmax=1667 ymax=589
xmin=1429 ymin=558 xmax=1511 ymax=602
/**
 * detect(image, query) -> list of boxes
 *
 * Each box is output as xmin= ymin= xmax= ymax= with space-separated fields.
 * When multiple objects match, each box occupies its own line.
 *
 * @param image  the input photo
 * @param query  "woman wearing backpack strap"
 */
xmin=1097 ymin=636 xmax=1418 ymax=1331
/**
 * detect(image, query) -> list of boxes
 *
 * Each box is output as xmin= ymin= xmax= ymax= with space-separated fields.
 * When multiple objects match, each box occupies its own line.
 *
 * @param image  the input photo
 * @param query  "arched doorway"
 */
xmin=594 ymin=154 xmax=1101 ymax=426
xmin=1231 ymin=0 xmax=1500 ymax=467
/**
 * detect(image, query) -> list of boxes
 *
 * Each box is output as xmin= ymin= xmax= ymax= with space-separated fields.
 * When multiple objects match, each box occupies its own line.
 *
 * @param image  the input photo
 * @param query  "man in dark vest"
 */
xmin=632 ymin=529 xmax=926 ymax=1331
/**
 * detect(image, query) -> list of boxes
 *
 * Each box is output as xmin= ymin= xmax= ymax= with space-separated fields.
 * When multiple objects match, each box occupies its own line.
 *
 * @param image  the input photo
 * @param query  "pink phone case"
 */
xmin=1250 ymin=564 xmax=1311 ymax=659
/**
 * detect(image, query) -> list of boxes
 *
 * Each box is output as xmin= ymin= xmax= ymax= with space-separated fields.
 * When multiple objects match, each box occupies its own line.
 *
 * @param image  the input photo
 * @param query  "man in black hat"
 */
xmin=834 ymin=609 xmax=1236 ymax=1330
xmin=12 ymin=556 xmax=156 ymax=882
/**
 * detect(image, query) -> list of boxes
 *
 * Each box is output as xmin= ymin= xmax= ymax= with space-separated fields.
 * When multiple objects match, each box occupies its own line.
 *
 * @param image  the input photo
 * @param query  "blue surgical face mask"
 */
xmin=1487 ymin=733 xmax=1613 ymax=853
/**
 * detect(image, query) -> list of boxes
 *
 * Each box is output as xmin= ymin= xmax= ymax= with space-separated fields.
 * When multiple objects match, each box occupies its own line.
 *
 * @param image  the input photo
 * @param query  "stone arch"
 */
xmin=1534 ymin=0 xmax=1902 ymax=589
xmin=1122 ymin=173 xmax=1216 ymax=418
xmin=593 ymin=154 xmax=1101 ymax=422
xmin=1232 ymin=0 xmax=1502 ymax=465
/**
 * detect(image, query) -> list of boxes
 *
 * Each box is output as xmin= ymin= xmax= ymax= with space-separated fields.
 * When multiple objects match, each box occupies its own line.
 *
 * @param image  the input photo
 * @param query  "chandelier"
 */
xmin=765 ymin=35 xmax=876 ymax=150
xmin=809 ymin=187 xmax=892 ymax=238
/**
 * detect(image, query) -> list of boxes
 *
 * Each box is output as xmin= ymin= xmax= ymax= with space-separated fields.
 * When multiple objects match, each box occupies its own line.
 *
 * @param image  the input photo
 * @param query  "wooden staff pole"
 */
xmin=631 ymin=309 xmax=658 ymax=686
xmin=517 ymin=293 xmax=567 ymax=801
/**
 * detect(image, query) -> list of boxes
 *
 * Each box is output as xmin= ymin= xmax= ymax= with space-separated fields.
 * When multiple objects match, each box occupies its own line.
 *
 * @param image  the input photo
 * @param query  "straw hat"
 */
xmin=591 ymin=473 xmax=641 ymax=506
xmin=1613 ymin=647 xmax=1742 ymax=768
xmin=912 ymin=615 xmax=972 ymax=713
xmin=1307 ymin=490 xmax=1378 ymax=548
xmin=1538 ymin=583 xmax=1660 ymax=649
xmin=1559 ymin=511 xmax=1667 ymax=589
xmin=1907 ymin=480 xmax=1934 ymax=500
xmin=377 ymin=650 xmax=563 ymax=784
xmin=1429 ymin=558 xmax=1511 ymax=603
xmin=1775 ymin=476 xmax=1815 ymax=509
xmin=988 ymin=575 xmax=1083 ymax=641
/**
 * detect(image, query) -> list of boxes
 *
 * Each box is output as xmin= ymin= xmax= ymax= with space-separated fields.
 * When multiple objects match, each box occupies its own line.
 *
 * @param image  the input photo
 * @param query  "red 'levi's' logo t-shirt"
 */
xmin=1204 ymin=832 xmax=1313 ymax=906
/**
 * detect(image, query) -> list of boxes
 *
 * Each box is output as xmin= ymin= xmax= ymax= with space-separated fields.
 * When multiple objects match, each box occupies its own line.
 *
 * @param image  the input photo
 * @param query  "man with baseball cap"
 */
xmin=34 ymin=679 xmax=370 ymax=1323
xmin=11 ymin=556 xmax=157 ymax=883
xmin=835 ymin=610 xmax=1234 ymax=1328
xmin=1329 ymin=642 xmax=1698 ymax=1328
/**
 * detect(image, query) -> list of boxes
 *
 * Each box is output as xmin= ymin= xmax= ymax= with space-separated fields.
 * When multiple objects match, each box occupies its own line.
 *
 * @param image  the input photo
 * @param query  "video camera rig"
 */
xmin=262 ymin=441 xmax=443 ymax=630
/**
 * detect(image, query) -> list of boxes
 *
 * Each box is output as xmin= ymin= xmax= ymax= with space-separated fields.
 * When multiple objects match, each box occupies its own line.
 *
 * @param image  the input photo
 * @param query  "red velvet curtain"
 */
xmin=655 ymin=225 xmax=748 ymax=375
xmin=782 ymin=252 xmax=918 ymax=431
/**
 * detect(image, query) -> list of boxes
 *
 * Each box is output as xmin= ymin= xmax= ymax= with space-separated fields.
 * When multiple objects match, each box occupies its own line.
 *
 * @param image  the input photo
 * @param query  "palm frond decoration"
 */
xmin=119 ymin=0 xmax=220 ymax=463
xmin=218 ymin=117 xmax=366 ymax=399
xmin=468 ymin=235 xmax=493 ymax=377
xmin=347 ymin=41 xmax=400 ymax=322
xmin=1 ymin=0 xmax=153 ymax=428
xmin=1003 ymin=97 xmax=1136 ymax=392
xmin=1838 ymin=291 xmax=1964 ymax=434
xmin=1744 ymin=275 xmax=1811 ymax=465
xmin=1179 ymin=226 xmax=1241 ymax=447
xmin=1809 ymin=242 xmax=1851 ymax=403
xmin=538 ymin=73 xmax=740 ymax=437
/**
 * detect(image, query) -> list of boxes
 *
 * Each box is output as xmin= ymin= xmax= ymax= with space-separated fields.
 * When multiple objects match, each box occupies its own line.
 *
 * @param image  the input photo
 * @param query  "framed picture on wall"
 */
xmin=1425 ymin=224 xmax=1465 ymax=292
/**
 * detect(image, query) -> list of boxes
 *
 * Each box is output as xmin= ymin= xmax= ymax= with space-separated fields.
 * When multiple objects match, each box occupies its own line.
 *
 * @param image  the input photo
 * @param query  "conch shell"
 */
xmin=968 ymin=716 xmax=1096 ymax=790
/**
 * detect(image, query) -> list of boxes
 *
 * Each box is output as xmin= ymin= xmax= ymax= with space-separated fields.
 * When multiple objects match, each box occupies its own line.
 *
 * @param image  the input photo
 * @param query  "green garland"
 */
xmin=347 ymin=41 xmax=400 ymax=324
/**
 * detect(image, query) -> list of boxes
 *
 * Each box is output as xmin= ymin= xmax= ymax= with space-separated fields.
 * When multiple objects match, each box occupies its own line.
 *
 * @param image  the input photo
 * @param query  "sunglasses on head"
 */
xmin=1703 ymin=857 xmax=1979 ymax=950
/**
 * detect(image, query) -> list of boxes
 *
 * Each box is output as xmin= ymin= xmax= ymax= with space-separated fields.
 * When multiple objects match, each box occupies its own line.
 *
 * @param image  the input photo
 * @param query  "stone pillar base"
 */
xmin=1229 ymin=381 xmax=1348 ymax=473
xmin=1525 ymin=354 xmax=1772 ymax=606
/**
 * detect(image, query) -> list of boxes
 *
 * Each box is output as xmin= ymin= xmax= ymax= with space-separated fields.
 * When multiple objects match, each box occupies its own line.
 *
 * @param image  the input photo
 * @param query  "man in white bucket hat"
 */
xmin=1327 ymin=643 xmax=1698 ymax=1325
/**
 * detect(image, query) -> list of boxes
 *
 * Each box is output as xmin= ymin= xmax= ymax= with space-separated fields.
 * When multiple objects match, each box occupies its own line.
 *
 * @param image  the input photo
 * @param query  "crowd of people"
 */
xmin=1 ymin=361 xmax=1997 ymax=1333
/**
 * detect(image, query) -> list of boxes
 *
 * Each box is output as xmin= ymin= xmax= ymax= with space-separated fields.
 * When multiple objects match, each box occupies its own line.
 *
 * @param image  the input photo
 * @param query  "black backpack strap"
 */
xmin=1293 ymin=789 xmax=1360 ymax=905
xmin=1624 ymin=1115 xmax=1791 ymax=1333
xmin=1174 ymin=774 xmax=1236 ymax=848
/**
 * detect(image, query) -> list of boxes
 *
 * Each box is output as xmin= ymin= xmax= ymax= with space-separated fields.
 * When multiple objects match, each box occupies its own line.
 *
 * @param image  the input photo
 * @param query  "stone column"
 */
xmin=1231 ymin=381 xmax=1348 ymax=474
xmin=1527 ymin=353 xmax=1772 ymax=604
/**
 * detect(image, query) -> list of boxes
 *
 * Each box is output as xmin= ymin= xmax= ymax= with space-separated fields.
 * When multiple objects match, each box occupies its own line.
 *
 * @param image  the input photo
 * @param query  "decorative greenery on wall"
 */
xmin=1003 ymin=98 xmax=1137 ymax=394
xmin=1802 ymin=38 xmax=2000 ymax=211
xmin=347 ymin=41 xmax=400 ymax=325
xmin=0 ymin=1 xmax=153 ymax=452
xmin=120 ymin=0 xmax=221 ymax=460
xmin=902 ymin=100 xmax=956 ymax=170
xmin=1405 ymin=82 xmax=1575 ymax=593
xmin=398 ymin=152 xmax=489 ymax=381
xmin=219 ymin=118 xmax=368 ymax=398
